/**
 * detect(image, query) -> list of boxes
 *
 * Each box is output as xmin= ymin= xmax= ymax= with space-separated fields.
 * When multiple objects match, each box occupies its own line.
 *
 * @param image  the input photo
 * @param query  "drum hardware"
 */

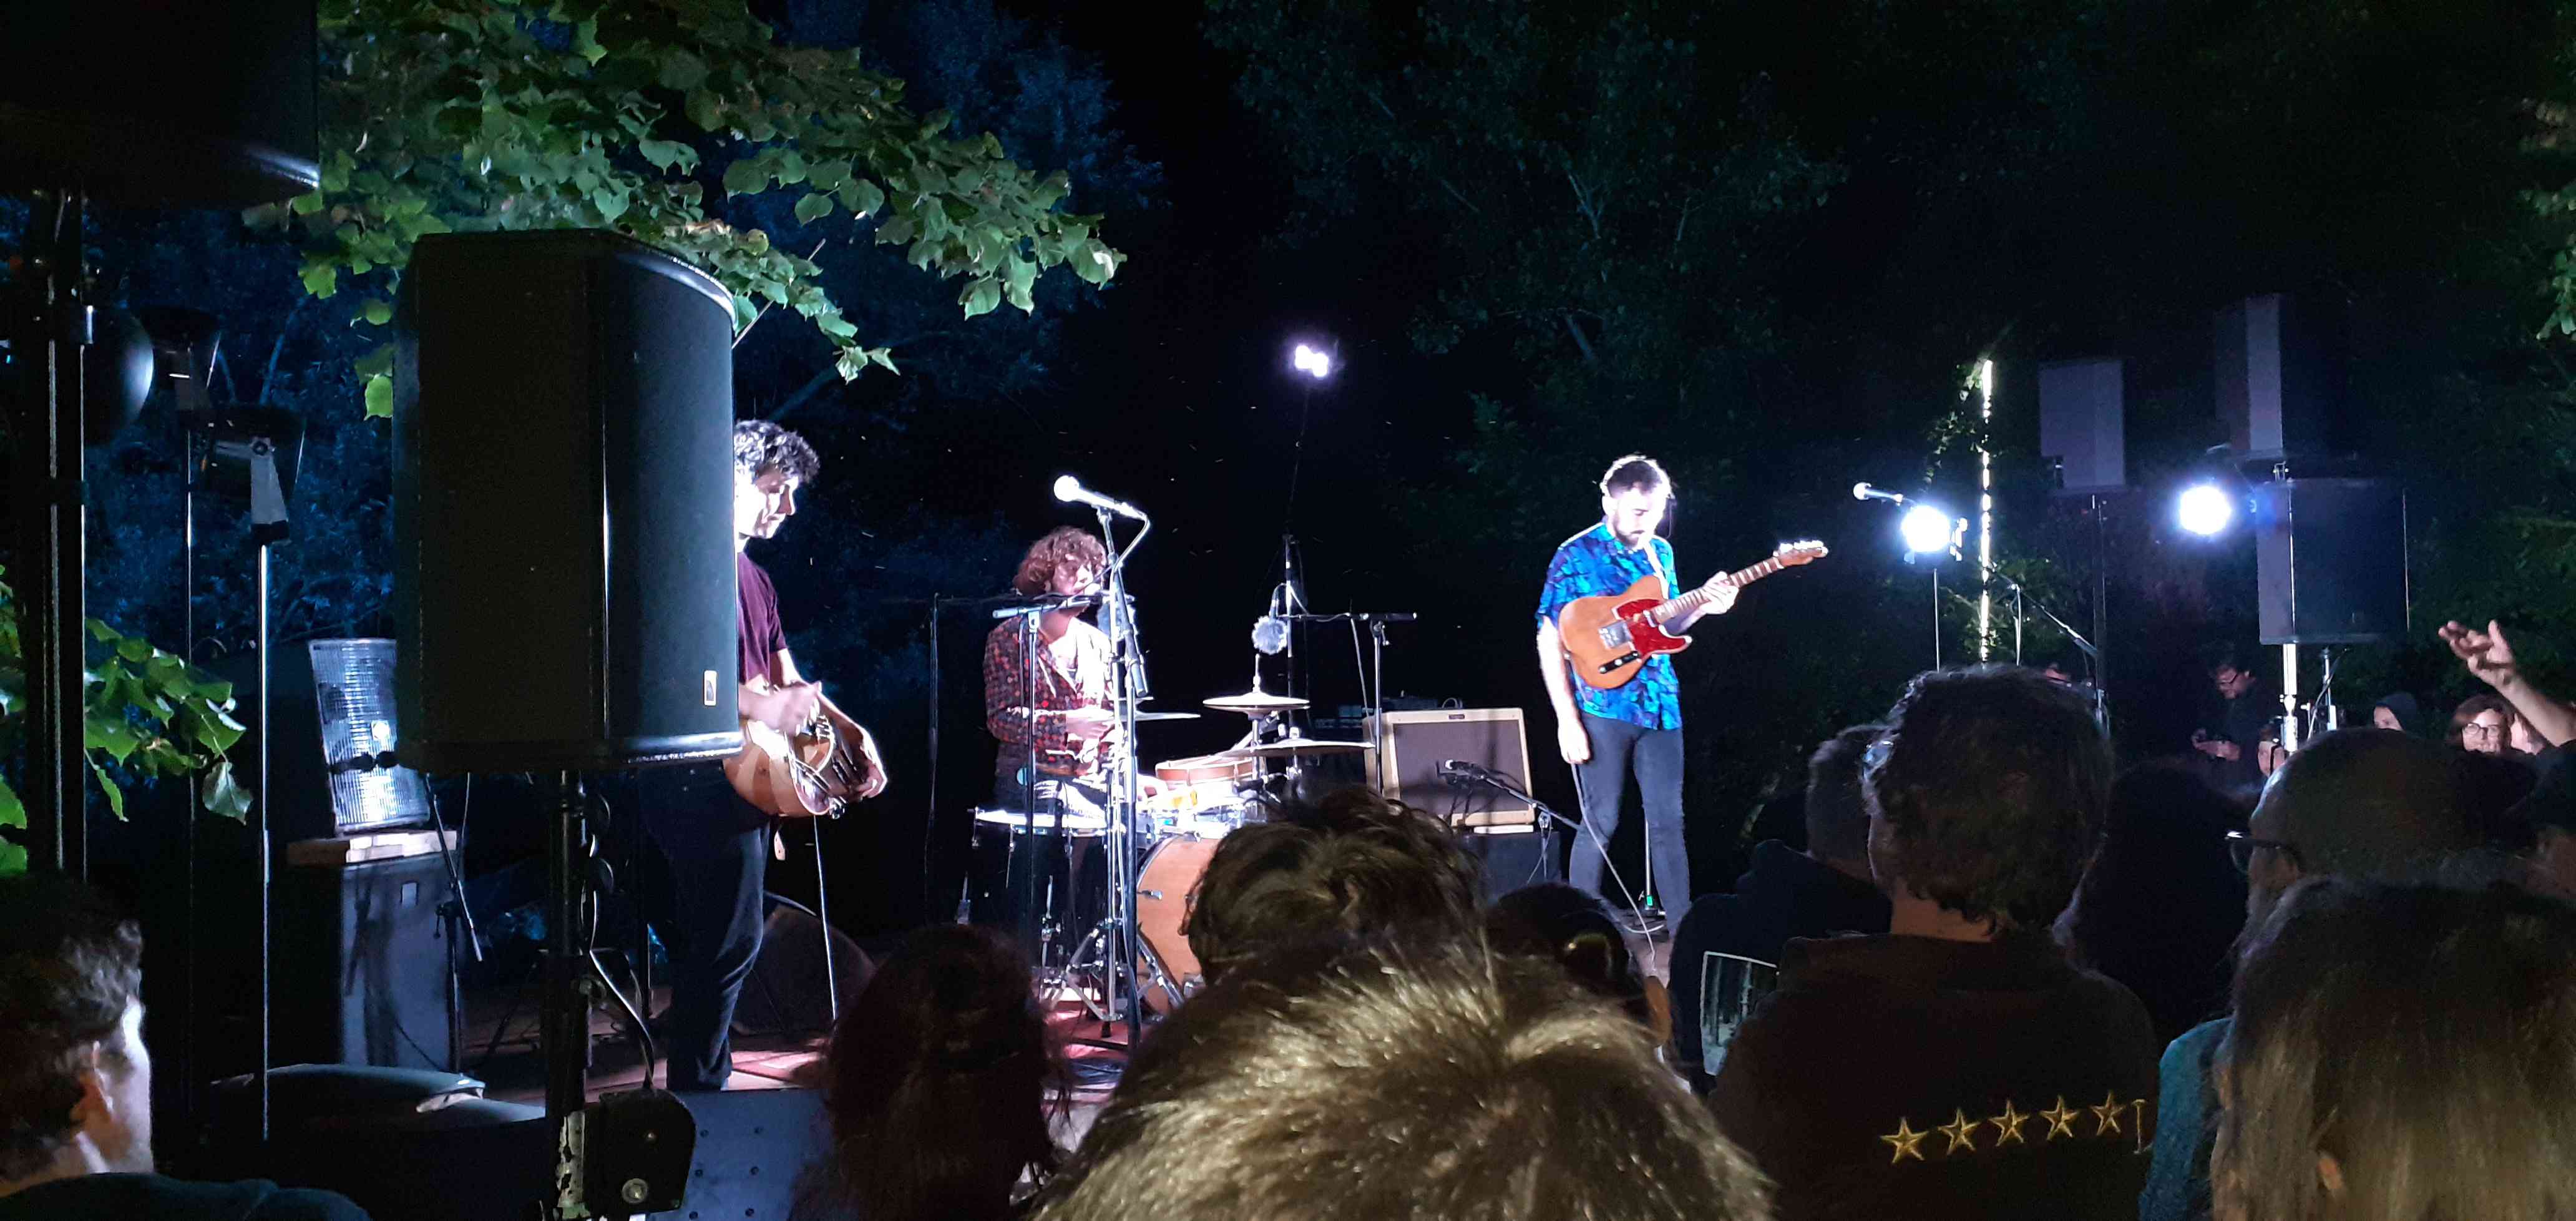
xmin=1130 ymin=710 xmax=1202 ymax=723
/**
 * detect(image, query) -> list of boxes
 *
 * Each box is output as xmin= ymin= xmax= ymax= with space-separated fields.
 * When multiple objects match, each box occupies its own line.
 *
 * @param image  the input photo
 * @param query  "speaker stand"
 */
xmin=540 ymin=772 xmax=590 ymax=1117
xmin=6 ymin=187 xmax=92 ymax=878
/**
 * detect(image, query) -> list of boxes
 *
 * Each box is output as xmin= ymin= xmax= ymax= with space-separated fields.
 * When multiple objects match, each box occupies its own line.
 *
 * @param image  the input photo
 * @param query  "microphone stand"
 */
xmin=1443 ymin=765 xmax=1571 ymax=883
xmin=1971 ymin=560 xmax=2108 ymax=733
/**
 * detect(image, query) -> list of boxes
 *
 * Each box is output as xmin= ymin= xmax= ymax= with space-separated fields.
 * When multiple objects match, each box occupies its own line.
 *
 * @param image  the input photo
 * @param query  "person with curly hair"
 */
xmin=1707 ymin=666 xmax=2158 ymax=1221
xmin=1179 ymin=787 xmax=1482 ymax=986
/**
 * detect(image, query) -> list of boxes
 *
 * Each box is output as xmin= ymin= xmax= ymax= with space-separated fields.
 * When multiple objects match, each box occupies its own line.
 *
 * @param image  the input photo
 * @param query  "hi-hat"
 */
xmin=1204 ymin=689 xmax=1309 ymax=712
xmin=1227 ymin=735 xmax=1370 ymax=757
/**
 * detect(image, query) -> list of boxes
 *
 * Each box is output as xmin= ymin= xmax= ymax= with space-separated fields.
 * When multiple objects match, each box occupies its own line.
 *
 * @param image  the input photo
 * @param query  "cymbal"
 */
xmin=1204 ymin=689 xmax=1310 ymax=712
xmin=1227 ymin=735 xmax=1372 ymax=757
xmin=1131 ymin=711 xmax=1201 ymax=723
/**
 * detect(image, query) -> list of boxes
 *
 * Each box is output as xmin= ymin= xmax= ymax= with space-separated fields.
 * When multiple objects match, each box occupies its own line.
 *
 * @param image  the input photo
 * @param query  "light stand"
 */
xmin=1973 ymin=561 xmax=2109 ymax=732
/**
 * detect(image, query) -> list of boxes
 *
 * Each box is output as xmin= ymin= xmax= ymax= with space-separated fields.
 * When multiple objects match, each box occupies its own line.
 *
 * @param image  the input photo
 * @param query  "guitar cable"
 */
xmin=1563 ymin=762 xmax=1652 ymax=940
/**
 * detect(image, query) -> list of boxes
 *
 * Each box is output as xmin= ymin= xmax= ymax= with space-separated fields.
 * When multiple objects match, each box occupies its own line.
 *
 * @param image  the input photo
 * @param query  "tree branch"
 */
xmin=766 ymin=365 xmax=839 ymax=423
xmin=1563 ymin=313 xmax=1598 ymax=364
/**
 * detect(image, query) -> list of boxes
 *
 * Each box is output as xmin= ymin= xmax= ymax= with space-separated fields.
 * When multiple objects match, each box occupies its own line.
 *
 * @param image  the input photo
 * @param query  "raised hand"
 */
xmin=2440 ymin=619 xmax=2520 ymax=689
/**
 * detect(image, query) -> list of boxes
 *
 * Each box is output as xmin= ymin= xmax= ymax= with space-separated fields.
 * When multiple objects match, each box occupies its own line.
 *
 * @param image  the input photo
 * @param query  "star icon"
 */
xmin=1934 ymin=1108 xmax=1980 ymax=1155
xmin=1988 ymin=1099 xmax=2031 ymax=1147
xmin=2092 ymin=1091 xmax=2127 ymax=1137
xmin=2039 ymin=1096 xmax=2081 ymax=1140
xmin=1880 ymin=1116 xmax=1931 ymax=1164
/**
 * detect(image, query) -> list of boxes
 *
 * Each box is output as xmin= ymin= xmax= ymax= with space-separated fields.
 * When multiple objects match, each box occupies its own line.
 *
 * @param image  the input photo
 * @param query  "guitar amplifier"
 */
xmin=1368 ymin=708 xmax=1535 ymax=828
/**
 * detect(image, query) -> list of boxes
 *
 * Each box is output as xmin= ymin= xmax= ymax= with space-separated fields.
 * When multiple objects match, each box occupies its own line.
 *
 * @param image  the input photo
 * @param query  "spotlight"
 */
xmin=1290 ymin=343 xmax=1332 ymax=379
xmin=2177 ymin=483 xmax=2234 ymax=537
xmin=1900 ymin=504 xmax=1956 ymax=556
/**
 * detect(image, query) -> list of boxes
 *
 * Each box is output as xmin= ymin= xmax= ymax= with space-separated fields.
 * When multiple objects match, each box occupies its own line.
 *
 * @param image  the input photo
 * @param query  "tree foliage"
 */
xmin=254 ymin=0 xmax=1128 ymax=415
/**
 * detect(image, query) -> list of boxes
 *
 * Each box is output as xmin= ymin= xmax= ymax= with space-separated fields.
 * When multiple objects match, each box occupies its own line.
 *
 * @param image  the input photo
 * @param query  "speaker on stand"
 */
xmin=393 ymin=230 xmax=742 ymax=1120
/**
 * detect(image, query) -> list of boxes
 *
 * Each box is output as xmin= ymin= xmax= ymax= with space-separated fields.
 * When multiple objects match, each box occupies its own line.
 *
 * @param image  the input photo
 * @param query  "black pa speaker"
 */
xmin=393 ymin=231 xmax=742 ymax=773
xmin=2255 ymin=478 xmax=2408 ymax=645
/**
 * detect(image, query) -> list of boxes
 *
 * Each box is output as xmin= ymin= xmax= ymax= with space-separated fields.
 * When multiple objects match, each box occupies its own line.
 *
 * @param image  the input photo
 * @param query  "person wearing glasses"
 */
xmin=2142 ymin=729 xmax=2481 ymax=1221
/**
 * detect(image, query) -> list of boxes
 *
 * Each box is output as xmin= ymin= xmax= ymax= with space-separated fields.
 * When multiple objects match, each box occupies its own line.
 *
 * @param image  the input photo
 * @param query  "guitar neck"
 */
xmin=1647 ymin=556 xmax=1790 ymax=622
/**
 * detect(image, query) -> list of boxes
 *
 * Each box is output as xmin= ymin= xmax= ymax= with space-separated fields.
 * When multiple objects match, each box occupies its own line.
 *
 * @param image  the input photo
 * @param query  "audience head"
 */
xmin=1012 ymin=526 xmax=1110 ymax=597
xmin=1804 ymin=723 xmax=1883 ymax=871
xmin=0 ymin=874 xmax=150 ymax=1191
xmin=2513 ymin=756 xmax=2576 ymax=898
xmin=1184 ymin=788 xmax=1480 ymax=984
xmin=2214 ymin=877 xmax=2576 ymax=1221
xmin=2239 ymin=728 xmax=2477 ymax=925
xmin=1863 ymin=665 xmax=2112 ymax=932
xmin=2451 ymin=693 xmax=2519 ymax=755
xmin=1483 ymin=883 xmax=1652 ymax=1029
xmin=2368 ymin=692 xmax=2425 ymax=735
xmin=811 ymin=923 xmax=1058 ymax=1221
xmin=1034 ymin=936 xmax=1770 ymax=1221
xmin=2061 ymin=765 xmax=2248 ymax=1041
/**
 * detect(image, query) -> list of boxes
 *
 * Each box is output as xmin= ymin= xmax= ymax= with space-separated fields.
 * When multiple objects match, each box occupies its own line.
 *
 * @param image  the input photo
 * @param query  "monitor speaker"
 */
xmin=393 ymin=230 xmax=742 ymax=773
xmin=2255 ymin=478 xmax=2407 ymax=645
xmin=278 ymin=851 xmax=456 ymax=1071
xmin=1368 ymin=708 xmax=1534 ymax=827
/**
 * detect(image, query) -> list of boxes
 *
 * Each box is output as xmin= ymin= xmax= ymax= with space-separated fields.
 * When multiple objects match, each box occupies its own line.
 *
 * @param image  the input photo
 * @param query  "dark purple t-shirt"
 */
xmin=738 ymin=551 xmax=785 ymax=685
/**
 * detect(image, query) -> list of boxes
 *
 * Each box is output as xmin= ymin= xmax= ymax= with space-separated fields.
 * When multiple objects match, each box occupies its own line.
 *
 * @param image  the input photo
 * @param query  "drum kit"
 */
xmin=973 ymin=680 xmax=1375 ymax=1018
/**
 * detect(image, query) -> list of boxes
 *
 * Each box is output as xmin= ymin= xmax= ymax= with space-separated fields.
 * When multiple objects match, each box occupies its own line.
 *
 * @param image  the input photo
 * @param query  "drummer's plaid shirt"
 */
xmin=1536 ymin=521 xmax=1684 ymax=731
xmin=983 ymin=615 xmax=1122 ymax=778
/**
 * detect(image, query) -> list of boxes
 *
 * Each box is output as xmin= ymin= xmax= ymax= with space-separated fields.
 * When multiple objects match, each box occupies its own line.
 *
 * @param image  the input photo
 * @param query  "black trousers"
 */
xmin=640 ymin=765 xmax=771 ymax=1091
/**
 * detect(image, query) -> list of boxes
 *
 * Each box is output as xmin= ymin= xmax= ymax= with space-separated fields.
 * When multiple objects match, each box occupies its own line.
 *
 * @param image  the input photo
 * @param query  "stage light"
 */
xmin=1291 ymin=343 xmax=1332 ymax=379
xmin=2178 ymin=483 xmax=2234 ymax=537
xmin=1901 ymin=504 xmax=1955 ymax=556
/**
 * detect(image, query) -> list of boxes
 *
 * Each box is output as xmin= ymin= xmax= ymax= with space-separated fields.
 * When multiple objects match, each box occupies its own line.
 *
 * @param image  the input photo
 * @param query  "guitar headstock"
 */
xmin=1774 ymin=539 xmax=1829 ymax=566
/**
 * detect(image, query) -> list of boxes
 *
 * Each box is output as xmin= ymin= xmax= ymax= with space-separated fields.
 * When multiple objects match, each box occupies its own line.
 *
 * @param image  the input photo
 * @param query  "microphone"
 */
xmin=1852 ymin=482 xmax=1908 ymax=504
xmin=1252 ymin=614 xmax=1289 ymax=655
xmin=1053 ymin=474 xmax=1146 ymax=521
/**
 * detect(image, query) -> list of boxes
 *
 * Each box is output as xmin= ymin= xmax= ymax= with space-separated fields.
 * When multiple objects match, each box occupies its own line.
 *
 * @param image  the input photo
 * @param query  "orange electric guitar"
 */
xmin=1557 ymin=541 xmax=1828 ymax=689
xmin=724 ymin=677 xmax=879 ymax=818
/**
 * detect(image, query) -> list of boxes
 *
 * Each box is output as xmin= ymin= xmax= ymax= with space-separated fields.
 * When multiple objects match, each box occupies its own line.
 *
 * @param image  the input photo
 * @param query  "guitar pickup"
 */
xmin=1595 ymin=650 xmax=1641 ymax=676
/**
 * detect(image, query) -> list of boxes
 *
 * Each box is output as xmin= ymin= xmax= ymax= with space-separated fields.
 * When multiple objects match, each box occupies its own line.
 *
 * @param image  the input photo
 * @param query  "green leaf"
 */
xmin=85 ymin=712 xmax=139 ymax=763
xmin=835 ymin=349 xmax=867 ymax=381
xmin=354 ymin=343 xmax=396 ymax=380
xmin=686 ymin=89 xmax=726 ymax=132
xmin=301 ymin=263 xmax=339 ymax=299
xmin=961 ymin=278 xmax=1001 ymax=318
xmin=0 ymin=776 xmax=22 ymax=830
xmin=200 ymin=761 xmax=252 ymax=821
xmin=288 ymin=191 xmax=326 ymax=216
xmin=843 ymin=179 xmax=886 ymax=219
xmin=659 ymin=49 xmax=710 ymax=92
xmin=573 ymin=18 xmax=607 ymax=65
xmin=0 ymin=838 xmax=24 ymax=879
xmin=364 ymin=373 xmax=393 ymax=419
xmin=865 ymin=347 xmax=899 ymax=373
xmin=361 ymin=299 xmax=393 ymax=326
xmin=794 ymin=192 xmax=833 ymax=225
xmin=722 ymin=157 xmax=768 ymax=197
xmin=638 ymin=139 xmax=693 ymax=172
xmin=87 ymin=619 xmax=117 ymax=643
xmin=807 ymin=159 xmax=852 ymax=193
xmin=89 ymin=760 xmax=125 ymax=821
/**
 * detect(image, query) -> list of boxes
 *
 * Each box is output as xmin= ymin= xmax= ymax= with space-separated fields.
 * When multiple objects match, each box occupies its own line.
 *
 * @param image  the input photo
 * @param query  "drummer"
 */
xmin=982 ymin=526 xmax=1160 ymax=826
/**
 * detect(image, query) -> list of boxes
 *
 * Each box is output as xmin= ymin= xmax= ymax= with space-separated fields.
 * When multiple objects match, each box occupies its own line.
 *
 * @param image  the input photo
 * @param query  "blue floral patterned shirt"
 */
xmin=1536 ymin=522 xmax=1683 ymax=730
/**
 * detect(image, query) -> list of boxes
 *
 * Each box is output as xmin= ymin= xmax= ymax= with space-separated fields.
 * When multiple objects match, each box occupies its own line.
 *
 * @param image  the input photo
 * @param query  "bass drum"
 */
xmin=1134 ymin=830 xmax=1224 ymax=1013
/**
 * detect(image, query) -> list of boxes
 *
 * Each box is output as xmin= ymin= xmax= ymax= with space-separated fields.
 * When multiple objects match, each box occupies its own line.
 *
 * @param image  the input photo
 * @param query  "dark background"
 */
xmin=16 ymin=0 xmax=2576 ymax=948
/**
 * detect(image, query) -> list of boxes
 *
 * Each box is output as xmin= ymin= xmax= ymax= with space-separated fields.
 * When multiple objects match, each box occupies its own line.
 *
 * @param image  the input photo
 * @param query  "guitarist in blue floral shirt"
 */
xmin=1534 ymin=455 xmax=1736 ymax=928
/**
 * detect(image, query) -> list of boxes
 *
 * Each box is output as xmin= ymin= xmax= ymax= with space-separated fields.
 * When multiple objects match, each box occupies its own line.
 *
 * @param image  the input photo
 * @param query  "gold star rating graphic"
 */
xmin=2091 ymin=1091 xmax=2127 ymax=1137
xmin=1935 ymin=1108 xmax=1980 ymax=1155
xmin=1881 ymin=1116 xmax=1931 ymax=1164
xmin=2040 ymin=1096 xmax=2081 ymax=1140
xmin=1988 ymin=1099 xmax=2031 ymax=1147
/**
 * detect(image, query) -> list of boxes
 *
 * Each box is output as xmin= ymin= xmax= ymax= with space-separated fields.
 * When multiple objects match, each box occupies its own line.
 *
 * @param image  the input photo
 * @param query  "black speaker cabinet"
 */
xmin=2255 ymin=478 xmax=2408 ymax=645
xmin=1369 ymin=708 xmax=1535 ymax=826
xmin=393 ymin=230 xmax=742 ymax=773
xmin=1462 ymin=826 xmax=1558 ymax=902
xmin=2037 ymin=357 xmax=2127 ymax=496
xmin=279 ymin=851 xmax=455 ymax=1071
xmin=2218 ymin=293 xmax=2351 ymax=461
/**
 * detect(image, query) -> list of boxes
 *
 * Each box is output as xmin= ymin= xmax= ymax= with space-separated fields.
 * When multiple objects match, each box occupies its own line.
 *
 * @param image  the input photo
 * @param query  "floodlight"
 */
xmin=1901 ymin=504 xmax=1954 ymax=556
xmin=2178 ymin=483 xmax=2234 ymax=537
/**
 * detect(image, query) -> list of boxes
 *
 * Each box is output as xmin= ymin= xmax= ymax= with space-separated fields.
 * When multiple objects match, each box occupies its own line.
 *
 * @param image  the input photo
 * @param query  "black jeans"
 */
xmin=1568 ymin=712 xmax=1690 ymax=926
xmin=640 ymin=765 xmax=771 ymax=1091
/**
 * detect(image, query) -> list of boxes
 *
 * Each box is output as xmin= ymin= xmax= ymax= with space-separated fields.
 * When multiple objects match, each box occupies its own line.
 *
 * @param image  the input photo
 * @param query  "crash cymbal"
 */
xmin=1227 ymin=734 xmax=1372 ymax=757
xmin=1204 ymin=689 xmax=1310 ymax=712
